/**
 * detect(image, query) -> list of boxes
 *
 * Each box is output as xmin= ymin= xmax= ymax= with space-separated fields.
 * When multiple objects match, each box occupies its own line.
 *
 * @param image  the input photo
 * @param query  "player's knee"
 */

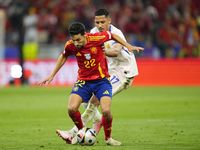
xmin=101 ymin=108 xmax=111 ymax=120
xmin=68 ymin=105 xmax=78 ymax=114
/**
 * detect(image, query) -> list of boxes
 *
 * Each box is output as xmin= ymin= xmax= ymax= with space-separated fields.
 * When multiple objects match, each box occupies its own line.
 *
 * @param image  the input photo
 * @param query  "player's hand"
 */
xmin=38 ymin=76 xmax=54 ymax=86
xmin=101 ymin=45 xmax=106 ymax=53
xmin=101 ymin=44 xmax=106 ymax=53
xmin=127 ymin=45 xmax=144 ymax=53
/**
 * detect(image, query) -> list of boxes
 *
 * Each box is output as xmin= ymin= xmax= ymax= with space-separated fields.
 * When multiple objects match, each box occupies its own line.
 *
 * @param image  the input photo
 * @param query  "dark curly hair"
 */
xmin=68 ymin=22 xmax=85 ymax=36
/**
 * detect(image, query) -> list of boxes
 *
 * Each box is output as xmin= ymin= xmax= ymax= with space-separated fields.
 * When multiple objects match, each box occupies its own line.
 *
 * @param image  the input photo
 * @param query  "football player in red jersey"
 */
xmin=38 ymin=22 xmax=143 ymax=145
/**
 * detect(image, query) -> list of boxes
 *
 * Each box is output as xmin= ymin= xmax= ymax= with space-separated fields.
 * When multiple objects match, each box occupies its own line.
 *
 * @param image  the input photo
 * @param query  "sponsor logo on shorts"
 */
xmin=103 ymin=90 xmax=109 ymax=94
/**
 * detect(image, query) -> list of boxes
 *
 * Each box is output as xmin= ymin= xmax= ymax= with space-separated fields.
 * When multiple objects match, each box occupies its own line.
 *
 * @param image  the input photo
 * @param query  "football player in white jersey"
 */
xmin=56 ymin=8 xmax=143 ymax=146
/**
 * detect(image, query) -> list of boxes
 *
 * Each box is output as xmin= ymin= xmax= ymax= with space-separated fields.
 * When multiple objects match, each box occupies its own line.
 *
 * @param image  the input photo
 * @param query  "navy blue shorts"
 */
xmin=71 ymin=77 xmax=112 ymax=103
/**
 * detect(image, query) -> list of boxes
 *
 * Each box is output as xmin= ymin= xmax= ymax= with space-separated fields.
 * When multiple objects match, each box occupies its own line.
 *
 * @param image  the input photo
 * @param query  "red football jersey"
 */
xmin=62 ymin=31 xmax=113 ymax=81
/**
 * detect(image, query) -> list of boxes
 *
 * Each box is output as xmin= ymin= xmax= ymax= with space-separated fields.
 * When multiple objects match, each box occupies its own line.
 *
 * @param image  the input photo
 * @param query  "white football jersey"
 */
xmin=90 ymin=25 xmax=138 ymax=77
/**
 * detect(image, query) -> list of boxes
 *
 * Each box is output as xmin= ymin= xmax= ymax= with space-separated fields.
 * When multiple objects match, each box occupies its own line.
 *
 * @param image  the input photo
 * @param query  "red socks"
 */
xmin=69 ymin=110 xmax=113 ymax=140
xmin=69 ymin=110 xmax=83 ymax=130
xmin=102 ymin=115 xmax=113 ymax=140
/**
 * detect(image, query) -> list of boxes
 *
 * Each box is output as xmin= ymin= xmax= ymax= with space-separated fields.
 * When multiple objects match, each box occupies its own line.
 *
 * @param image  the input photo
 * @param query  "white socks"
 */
xmin=82 ymin=103 xmax=97 ymax=126
xmin=81 ymin=103 xmax=88 ymax=109
xmin=93 ymin=107 xmax=102 ymax=123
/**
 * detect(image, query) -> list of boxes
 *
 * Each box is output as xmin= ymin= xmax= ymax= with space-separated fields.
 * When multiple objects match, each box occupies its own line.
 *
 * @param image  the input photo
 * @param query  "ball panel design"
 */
xmin=77 ymin=127 xmax=96 ymax=146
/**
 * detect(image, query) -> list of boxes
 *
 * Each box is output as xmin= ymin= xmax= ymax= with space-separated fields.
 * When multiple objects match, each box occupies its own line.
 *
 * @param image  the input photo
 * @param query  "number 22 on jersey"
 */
xmin=84 ymin=59 xmax=96 ymax=68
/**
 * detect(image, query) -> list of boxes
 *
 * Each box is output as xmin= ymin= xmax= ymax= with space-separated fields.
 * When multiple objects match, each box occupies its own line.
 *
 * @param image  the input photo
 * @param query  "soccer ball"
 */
xmin=77 ymin=127 xmax=97 ymax=146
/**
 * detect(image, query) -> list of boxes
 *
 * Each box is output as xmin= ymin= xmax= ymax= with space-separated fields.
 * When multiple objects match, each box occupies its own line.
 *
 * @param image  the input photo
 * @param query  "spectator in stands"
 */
xmin=4 ymin=0 xmax=200 ymax=58
xmin=23 ymin=7 xmax=38 ymax=43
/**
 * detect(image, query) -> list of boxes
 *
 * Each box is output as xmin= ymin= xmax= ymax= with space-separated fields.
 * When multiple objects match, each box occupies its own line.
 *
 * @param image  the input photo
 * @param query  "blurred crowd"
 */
xmin=1 ymin=0 xmax=200 ymax=58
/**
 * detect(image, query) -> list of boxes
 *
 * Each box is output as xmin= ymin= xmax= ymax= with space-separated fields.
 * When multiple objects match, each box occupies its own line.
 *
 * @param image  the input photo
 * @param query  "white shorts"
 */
xmin=109 ymin=68 xmax=134 ymax=96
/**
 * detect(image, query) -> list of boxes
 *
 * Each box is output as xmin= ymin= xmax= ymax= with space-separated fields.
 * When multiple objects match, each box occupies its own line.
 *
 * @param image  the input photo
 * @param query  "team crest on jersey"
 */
xmin=90 ymin=47 xmax=97 ymax=54
xmin=84 ymin=53 xmax=91 ymax=60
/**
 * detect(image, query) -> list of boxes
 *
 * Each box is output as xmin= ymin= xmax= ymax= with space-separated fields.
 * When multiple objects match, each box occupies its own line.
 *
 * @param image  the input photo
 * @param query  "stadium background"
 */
xmin=0 ymin=1 xmax=200 ymax=149
xmin=0 ymin=0 xmax=200 ymax=86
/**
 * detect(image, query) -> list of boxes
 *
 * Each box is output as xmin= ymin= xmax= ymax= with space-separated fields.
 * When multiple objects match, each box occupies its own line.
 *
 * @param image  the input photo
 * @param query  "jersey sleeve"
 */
xmin=62 ymin=40 xmax=73 ymax=57
xmin=89 ymin=31 xmax=113 ymax=45
xmin=110 ymin=28 xmax=126 ymax=46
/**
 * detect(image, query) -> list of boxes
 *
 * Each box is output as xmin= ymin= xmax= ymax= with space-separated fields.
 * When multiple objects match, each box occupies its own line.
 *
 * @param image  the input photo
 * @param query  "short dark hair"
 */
xmin=68 ymin=22 xmax=85 ymax=36
xmin=95 ymin=8 xmax=110 ymax=18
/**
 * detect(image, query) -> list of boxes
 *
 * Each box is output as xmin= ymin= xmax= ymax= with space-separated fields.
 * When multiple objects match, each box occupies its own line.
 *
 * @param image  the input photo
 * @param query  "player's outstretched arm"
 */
xmin=38 ymin=76 xmax=54 ymax=86
xmin=112 ymin=34 xmax=144 ymax=53
xmin=38 ymin=54 xmax=68 ymax=86
xmin=127 ymin=45 xmax=144 ymax=53
xmin=103 ymin=43 xmax=122 ymax=57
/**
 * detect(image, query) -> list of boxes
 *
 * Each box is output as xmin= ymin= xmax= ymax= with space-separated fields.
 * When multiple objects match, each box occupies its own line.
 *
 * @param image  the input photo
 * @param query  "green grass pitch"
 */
xmin=0 ymin=86 xmax=200 ymax=150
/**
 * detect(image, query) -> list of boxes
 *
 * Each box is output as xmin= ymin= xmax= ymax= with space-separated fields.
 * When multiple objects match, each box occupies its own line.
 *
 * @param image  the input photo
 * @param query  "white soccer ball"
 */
xmin=77 ymin=127 xmax=97 ymax=146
